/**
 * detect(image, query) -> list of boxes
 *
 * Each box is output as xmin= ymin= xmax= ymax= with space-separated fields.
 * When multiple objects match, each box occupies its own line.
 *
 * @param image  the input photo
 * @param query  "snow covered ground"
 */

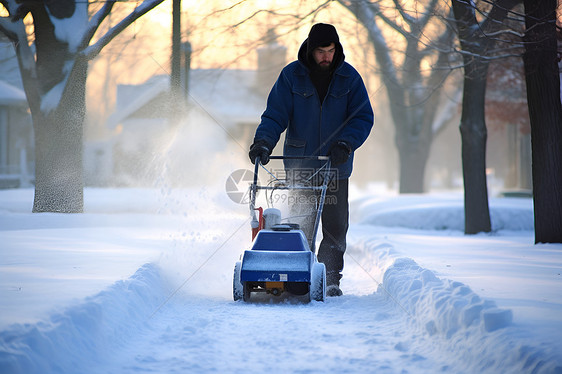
xmin=1 ymin=185 xmax=561 ymax=373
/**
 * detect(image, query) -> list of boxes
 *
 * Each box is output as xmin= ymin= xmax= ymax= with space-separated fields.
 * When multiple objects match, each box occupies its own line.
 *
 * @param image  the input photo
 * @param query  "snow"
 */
xmin=40 ymin=74 xmax=70 ymax=114
xmin=1 ymin=185 xmax=561 ymax=374
xmin=0 ymin=81 xmax=27 ymax=106
xmin=47 ymin=3 xmax=88 ymax=53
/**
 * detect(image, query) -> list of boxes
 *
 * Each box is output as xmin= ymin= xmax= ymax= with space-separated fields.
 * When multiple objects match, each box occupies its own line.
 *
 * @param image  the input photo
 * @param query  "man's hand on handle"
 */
xmin=249 ymin=140 xmax=272 ymax=165
xmin=328 ymin=141 xmax=351 ymax=165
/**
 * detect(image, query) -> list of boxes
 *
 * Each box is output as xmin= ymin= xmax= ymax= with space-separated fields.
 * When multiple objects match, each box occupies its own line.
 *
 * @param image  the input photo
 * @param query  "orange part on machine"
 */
xmin=251 ymin=207 xmax=264 ymax=240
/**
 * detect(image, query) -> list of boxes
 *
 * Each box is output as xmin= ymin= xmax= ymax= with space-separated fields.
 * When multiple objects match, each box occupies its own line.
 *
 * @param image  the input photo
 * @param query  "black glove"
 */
xmin=329 ymin=141 xmax=351 ymax=166
xmin=249 ymin=139 xmax=272 ymax=165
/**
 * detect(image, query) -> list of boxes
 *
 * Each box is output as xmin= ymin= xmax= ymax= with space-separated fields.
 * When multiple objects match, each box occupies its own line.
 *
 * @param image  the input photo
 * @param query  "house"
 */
xmin=101 ymin=38 xmax=287 ymax=186
xmin=0 ymin=80 xmax=34 ymax=189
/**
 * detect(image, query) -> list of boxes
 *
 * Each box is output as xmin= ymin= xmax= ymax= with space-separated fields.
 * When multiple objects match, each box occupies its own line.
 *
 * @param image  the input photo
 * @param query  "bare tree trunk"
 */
xmin=2 ymin=0 xmax=165 ymax=213
xmin=458 ymin=64 xmax=491 ymax=233
xmin=523 ymin=0 xmax=562 ymax=243
xmin=451 ymin=0 xmax=520 ymax=234
xmin=171 ymin=0 xmax=181 ymax=97
xmin=33 ymin=114 xmax=84 ymax=213
xmin=452 ymin=0 xmax=492 ymax=233
xmin=33 ymin=58 xmax=88 ymax=213
xmin=395 ymin=129 xmax=432 ymax=194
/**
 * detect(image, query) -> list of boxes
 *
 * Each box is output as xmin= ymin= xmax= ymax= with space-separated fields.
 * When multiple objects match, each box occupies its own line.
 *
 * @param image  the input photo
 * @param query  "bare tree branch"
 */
xmin=392 ymin=0 xmax=415 ymax=25
xmin=80 ymin=1 xmax=117 ymax=49
xmin=81 ymin=0 xmax=165 ymax=61
xmin=0 ymin=16 xmax=34 ymax=73
xmin=417 ymin=0 xmax=441 ymax=30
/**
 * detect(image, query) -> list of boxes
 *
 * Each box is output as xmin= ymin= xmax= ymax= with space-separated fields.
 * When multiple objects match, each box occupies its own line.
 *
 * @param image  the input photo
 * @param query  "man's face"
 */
xmin=312 ymin=43 xmax=335 ymax=71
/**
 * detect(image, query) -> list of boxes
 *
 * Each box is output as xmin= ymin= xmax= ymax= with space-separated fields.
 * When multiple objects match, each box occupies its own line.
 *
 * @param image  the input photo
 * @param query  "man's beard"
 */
xmin=317 ymin=62 xmax=331 ymax=71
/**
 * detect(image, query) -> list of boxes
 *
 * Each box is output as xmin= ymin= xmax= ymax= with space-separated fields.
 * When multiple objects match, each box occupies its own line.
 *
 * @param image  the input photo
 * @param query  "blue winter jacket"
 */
xmin=254 ymin=43 xmax=374 ymax=179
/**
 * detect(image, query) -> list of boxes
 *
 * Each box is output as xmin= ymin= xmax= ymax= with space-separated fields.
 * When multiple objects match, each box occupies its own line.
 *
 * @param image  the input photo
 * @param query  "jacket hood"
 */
xmin=297 ymin=24 xmax=345 ymax=72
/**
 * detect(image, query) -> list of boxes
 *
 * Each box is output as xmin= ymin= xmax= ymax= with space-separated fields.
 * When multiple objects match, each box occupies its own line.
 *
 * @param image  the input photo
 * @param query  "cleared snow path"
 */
xmin=0 ymin=261 xmax=464 ymax=374
xmin=3 ymin=236 xmax=560 ymax=374
xmin=96 ymin=280 xmax=442 ymax=373
xmin=1 ymin=189 xmax=561 ymax=373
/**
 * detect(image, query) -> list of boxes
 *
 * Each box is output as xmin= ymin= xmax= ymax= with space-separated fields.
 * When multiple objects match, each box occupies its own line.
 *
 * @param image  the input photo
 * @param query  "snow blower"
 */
xmin=233 ymin=156 xmax=332 ymax=302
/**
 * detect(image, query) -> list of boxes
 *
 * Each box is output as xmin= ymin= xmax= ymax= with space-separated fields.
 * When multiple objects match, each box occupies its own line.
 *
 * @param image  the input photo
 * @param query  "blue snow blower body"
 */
xmin=233 ymin=156 xmax=330 ymax=302
xmin=241 ymin=228 xmax=313 ymax=283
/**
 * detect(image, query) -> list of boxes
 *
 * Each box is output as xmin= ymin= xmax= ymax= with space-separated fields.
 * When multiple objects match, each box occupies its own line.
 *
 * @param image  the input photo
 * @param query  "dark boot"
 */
xmin=326 ymin=271 xmax=343 ymax=297
xmin=326 ymin=285 xmax=343 ymax=297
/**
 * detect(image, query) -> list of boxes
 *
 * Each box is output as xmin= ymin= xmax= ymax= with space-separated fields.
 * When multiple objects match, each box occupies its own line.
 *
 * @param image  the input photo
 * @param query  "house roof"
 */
xmin=188 ymin=69 xmax=265 ymax=124
xmin=0 ymin=80 xmax=27 ymax=106
xmin=106 ymin=76 xmax=169 ymax=129
xmin=107 ymin=69 xmax=267 ymax=129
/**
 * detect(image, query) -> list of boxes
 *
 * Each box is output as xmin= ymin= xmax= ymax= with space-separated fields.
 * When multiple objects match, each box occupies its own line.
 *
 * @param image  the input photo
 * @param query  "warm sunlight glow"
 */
xmin=85 ymin=0 xmax=380 ymax=140
xmin=140 ymin=0 xmax=373 ymax=72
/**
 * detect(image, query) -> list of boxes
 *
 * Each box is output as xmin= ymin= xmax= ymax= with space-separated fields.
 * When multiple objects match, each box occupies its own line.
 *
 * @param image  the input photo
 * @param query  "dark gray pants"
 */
xmin=290 ymin=179 xmax=348 ymax=285
xmin=317 ymin=178 xmax=348 ymax=285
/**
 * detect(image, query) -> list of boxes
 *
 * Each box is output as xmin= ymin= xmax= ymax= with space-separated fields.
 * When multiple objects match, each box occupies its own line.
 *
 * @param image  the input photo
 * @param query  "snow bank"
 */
xmin=348 ymin=237 xmax=561 ymax=373
xmin=347 ymin=187 xmax=562 ymax=374
xmin=0 ymin=264 xmax=168 ymax=374
xmin=384 ymin=256 xmax=513 ymax=334
xmin=353 ymin=194 xmax=534 ymax=231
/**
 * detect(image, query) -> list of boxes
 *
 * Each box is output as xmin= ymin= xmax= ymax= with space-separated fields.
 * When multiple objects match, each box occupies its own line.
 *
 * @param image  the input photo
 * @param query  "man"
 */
xmin=248 ymin=23 xmax=374 ymax=297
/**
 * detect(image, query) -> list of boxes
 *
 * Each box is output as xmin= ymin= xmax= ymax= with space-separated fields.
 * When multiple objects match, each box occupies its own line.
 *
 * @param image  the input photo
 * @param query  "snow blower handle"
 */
xmin=250 ymin=156 xmax=261 ymax=212
xmin=249 ymin=155 xmax=332 ymax=242
xmin=268 ymin=155 xmax=330 ymax=161
xmin=250 ymin=157 xmax=262 ymax=239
